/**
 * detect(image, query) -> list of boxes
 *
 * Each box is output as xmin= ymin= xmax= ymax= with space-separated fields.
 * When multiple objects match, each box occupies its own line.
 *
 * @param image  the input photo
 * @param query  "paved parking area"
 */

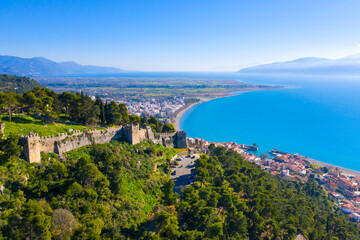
xmin=171 ymin=154 xmax=198 ymax=194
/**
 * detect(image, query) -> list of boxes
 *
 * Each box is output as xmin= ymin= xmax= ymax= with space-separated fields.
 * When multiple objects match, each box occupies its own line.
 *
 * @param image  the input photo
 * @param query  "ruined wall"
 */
xmin=151 ymin=131 xmax=187 ymax=148
xmin=21 ymin=127 xmax=123 ymax=163
xmin=56 ymin=127 xmax=123 ymax=155
xmin=20 ymin=124 xmax=186 ymax=163
xmin=153 ymin=132 xmax=176 ymax=147
xmin=123 ymin=124 xmax=147 ymax=145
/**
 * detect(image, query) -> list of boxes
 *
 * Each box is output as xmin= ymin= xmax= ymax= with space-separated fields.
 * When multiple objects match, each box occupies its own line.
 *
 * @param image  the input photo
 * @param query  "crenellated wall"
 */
xmin=55 ymin=127 xmax=123 ymax=156
xmin=150 ymin=130 xmax=187 ymax=148
xmin=20 ymin=127 xmax=123 ymax=163
xmin=19 ymin=124 xmax=187 ymax=163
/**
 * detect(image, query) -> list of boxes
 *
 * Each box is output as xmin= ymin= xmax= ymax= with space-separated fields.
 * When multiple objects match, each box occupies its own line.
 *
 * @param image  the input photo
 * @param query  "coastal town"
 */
xmin=91 ymin=95 xmax=195 ymax=123
xmin=125 ymin=97 xmax=185 ymax=120
xmin=188 ymin=137 xmax=360 ymax=226
xmin=76 ymin=92 xmax=360 ymax=227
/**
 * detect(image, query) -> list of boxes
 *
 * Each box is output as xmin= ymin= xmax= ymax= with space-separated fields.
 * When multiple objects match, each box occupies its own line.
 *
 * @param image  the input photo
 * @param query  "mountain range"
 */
xmin=237 ymin=56 xmax=360 ymax=76
xmin=0 ymin=55 xmax=125 ymax=77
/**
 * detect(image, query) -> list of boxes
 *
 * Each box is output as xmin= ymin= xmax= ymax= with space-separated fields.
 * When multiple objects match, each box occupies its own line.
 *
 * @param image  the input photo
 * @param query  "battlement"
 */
xmin=154 ymin=132 xmax=177 ymax=136
xmin=20 ymin=124 xmax=187 ymax=163
xmin=21 ymin=126 xmax=123 ymax=163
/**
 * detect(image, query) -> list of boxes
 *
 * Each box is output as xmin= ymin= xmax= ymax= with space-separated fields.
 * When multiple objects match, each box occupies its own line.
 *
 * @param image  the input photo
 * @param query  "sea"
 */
xmin=58 ymin=72 xmax=360 ymax=171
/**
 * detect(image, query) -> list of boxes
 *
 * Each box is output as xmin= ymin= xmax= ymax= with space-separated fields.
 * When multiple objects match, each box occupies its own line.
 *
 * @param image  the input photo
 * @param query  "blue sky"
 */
xmin=1 ymin=0 xmax=360 ymax=71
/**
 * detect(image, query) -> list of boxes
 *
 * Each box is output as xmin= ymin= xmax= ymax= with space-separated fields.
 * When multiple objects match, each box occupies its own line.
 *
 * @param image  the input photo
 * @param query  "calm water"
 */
xmin=178 ymin=74 xmax=360 ymax=171
xmin=56 ymin=72 xmax=360 ymax=171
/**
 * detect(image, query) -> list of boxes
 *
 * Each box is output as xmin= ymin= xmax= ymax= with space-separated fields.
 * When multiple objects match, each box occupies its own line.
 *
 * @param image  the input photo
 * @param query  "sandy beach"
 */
xmin=175 ymin=97 xmax=212 ymax=131
xmin=305 ymin=157 xmax=360 ymax=177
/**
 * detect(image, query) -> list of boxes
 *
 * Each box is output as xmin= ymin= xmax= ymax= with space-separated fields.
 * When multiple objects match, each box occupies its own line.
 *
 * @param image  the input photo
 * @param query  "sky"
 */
xmin=1 ymin=0 xmax=360 ymax=71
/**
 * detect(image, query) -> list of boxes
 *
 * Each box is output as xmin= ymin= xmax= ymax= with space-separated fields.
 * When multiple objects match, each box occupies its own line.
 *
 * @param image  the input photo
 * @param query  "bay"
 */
xmin=56 ymin=71 xmax=360 ymax=171
xmin=180 ymin=74 xmax=360 ymax=171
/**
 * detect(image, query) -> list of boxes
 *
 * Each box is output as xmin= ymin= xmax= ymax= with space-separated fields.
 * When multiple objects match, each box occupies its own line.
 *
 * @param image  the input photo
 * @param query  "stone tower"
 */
xmin=123 ymin=124 xmax=147 ymax=145
xmin=174 ymin=131 xmax=187 ymax=148
xmin=21 ymin=133 xmax=41 ymax=163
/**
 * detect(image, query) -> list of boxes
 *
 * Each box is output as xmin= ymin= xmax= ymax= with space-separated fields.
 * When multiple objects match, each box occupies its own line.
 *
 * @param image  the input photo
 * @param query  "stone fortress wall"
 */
xmin=19 ymin=124 xmax=187 ymax=163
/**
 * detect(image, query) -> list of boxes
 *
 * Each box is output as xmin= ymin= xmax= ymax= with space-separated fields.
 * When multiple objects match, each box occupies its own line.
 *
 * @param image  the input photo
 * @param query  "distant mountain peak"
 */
xmin=237 ymin=56 xmax=360 ymax=76
xmin=0 ymin=55 xmax=125 ymax=76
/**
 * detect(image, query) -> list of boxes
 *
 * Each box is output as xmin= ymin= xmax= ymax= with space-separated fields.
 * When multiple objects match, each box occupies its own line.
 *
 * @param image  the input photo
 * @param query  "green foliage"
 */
xmin=0 ymin=87 xmax=130 ymax=130
xmin=0 ymin=114 xmax=95 ymax=137
xmin=0 ymin=139 xmax=178 ymax=239
xmin=154 ymin=210 xmax=180 ymax=240
xmin=0 ymin=134 xmax=21 ymax=164
xmin=147 ymin=116 xmax=176 ymax=133
xmin=161 ymin=179 xmax=178 ymax=206
xmin=130 ymin=115 xmax=141 ymax=125
xmin=161 ymin=147 xmax=360 ymax=240
xmin=20 ymin=199 xmax=52 ymax=240
xmin=0 ymin=74 xmax=42 ymax=94
xmin=162 ymin=123 xmax=175 ymax=133
xmin=0 ymin=115 xmax=358 ymax=239
xmin=0 ymin=91 xmax=18 ymax=122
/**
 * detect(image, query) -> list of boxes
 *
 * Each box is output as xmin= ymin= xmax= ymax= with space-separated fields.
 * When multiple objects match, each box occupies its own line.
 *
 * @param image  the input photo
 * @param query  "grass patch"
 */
xmin=311 ymin=164 xmax=320 ymax=169
xmin=173 ymin=148 xmax=189 ymax=154
xmin=0 ymin=114 xmax=95 ymax=137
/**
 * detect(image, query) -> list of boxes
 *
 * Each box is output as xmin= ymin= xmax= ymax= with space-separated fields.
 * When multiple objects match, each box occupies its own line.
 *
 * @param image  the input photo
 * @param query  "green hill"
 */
xmin=0 ymin=86 xmax=359 ymax=239
xmin=0 ymin=74 xmax=42 ymax=93
xmin=0 ymin=137 xmax=359 ymax=239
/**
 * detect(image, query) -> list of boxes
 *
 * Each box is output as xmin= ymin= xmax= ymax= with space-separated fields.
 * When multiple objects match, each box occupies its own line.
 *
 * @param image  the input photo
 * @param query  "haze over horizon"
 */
xmin=1 ymin=0 xmax=360 ymax=71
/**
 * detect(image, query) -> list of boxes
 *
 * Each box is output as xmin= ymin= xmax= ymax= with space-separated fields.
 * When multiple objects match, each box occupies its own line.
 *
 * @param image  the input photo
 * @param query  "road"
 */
xmin=171 ymin=154 xmax=198 ymax=194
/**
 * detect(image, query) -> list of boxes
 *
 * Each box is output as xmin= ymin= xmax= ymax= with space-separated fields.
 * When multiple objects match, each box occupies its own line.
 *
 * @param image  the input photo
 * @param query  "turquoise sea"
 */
xmin=179 ymin=74 xmax=360 ymax=171
xmin=60 ymin=72 xmax=360 ymax=171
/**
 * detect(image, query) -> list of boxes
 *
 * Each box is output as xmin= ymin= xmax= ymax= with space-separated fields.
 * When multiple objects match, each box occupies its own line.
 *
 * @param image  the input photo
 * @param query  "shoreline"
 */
xmin=175 ymin=86 xmax=360 ymax=178
xmin=174 ymin=97 xmax=212 ymax=131
xmin=174 ymin=86 xmax=285 ymax=131
xmin=304 ymin=157 xmax=360 ymax=177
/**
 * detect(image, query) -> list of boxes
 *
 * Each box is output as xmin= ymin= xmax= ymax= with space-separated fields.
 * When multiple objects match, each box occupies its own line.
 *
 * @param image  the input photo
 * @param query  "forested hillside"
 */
xmin=0 ymin=140 xmax=176 ymax=239
xmin=0 ymin=74 xmax=42 ymax=93
xmin=0 ymin=83 xmax=359 ymax=239
xmin=0 ymin=134 xmax=359 ymax=239
xmin=163 ymin=146 xmax=360 ymax=239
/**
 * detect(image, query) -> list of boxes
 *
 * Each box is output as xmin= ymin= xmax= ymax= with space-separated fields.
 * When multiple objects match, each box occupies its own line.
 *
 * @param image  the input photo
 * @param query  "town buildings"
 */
xmin=188 ymin=137 xmax=360 ymax=226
